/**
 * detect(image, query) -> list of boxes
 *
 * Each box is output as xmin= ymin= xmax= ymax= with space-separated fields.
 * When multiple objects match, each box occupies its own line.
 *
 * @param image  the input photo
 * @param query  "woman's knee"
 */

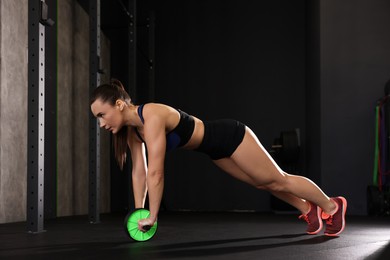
xmin=258 ymin=175 xmax=290 ymax=192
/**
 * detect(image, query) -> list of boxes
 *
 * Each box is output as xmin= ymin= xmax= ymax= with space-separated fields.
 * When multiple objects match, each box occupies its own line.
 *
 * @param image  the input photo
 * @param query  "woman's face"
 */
xmin=90 ymin=99 xmax=124 ymax=134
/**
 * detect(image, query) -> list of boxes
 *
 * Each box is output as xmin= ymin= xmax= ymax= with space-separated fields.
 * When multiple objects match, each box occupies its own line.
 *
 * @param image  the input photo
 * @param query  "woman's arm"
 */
xmin=128 ymin=129 xmax=148 ymax=208
xmin=142 ymin=114 xmax=167 ymax=225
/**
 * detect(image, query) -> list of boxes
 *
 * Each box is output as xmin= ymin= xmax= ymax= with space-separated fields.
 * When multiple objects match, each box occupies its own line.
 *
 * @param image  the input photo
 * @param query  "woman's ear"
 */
xmin=116 ymin=99 xmax=125 ymax=111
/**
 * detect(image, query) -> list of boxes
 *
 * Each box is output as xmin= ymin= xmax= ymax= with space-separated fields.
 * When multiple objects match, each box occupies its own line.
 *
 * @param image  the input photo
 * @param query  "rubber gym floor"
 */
xmin=0 ymin=212 xmax=389 ymax=260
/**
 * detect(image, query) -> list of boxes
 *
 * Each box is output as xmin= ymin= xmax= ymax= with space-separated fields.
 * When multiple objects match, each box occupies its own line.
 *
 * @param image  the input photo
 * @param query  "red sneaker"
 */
xmin=321 ymin=196 xmax=347 ymax=236
xmin=298 ymin=201 xmax=323 ymax=235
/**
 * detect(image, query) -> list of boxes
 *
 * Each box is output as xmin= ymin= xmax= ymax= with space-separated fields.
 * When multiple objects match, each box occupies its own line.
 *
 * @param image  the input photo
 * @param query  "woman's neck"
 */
xmin=124 ymin=105 xmax=142 ymax=127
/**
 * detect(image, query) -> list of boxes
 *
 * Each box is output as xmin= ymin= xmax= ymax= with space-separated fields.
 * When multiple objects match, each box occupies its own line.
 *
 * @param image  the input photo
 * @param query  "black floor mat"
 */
xmin=0 ymin=212 xmax=389 ymax=260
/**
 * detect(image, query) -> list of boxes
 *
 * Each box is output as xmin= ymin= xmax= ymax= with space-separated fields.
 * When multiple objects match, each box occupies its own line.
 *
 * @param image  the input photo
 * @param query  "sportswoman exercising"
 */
xmin=90 ymin=79 xmax=347 ymax=237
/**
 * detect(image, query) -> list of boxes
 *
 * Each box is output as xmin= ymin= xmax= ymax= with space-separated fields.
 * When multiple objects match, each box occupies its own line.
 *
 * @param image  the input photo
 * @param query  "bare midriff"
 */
xmin=182 ymin=116 xmax=204 ymax=150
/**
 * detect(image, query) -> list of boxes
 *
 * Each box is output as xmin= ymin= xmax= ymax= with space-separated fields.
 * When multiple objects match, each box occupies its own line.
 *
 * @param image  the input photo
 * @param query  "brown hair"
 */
xmin=90 ymin=79 xmax=132 ymax=170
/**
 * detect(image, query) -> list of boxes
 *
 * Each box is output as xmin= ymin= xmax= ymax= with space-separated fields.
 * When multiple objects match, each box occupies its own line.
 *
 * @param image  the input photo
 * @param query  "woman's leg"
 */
xmin=213 ymin=158 xmax=311 ymax=214
xmin=229 ymin=127 xmax=337 ymax=215
xmin=214 ymin=155 xmax=326 ymax=234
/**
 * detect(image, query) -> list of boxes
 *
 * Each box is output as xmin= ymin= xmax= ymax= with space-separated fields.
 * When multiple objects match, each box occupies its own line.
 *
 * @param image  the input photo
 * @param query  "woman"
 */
xmin=90 ymin=79 xmax=347 ymax=237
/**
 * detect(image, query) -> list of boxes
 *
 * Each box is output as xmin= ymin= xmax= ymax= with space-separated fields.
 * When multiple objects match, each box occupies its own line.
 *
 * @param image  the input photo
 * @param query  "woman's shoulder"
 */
xmin=142 ymin=103 xmax=177 ymax=116
xmin=142 ymin=102 xmax=173 ymax=109
xmin=141 ymin=103 xmax=180 ymax=129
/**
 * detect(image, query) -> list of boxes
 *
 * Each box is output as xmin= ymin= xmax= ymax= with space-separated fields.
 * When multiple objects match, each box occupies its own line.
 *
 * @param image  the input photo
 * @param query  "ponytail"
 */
xmin=90 ymin=78 xmax=132 ymax=170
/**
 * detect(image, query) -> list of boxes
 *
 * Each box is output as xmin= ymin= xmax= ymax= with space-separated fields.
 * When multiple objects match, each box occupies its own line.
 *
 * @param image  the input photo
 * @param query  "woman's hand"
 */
xmin=138 ymin=217 xmax=156 ymax=232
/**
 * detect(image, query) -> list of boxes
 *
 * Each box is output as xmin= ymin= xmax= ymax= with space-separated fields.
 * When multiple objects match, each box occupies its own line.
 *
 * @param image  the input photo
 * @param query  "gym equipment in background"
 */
xmin=368 ymin=83 xmax=390 ymax=216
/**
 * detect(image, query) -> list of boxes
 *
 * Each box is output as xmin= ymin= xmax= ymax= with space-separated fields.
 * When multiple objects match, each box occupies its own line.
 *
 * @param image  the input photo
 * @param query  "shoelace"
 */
xmin=325 ymin=215 xmax=333 ymax=225
xmin=299 ymin=214 xmax=310 ymax=224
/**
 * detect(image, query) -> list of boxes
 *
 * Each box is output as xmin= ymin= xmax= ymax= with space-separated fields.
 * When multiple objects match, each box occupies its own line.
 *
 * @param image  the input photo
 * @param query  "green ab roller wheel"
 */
xmin=124 ymin=209 xmax=158 ymax=242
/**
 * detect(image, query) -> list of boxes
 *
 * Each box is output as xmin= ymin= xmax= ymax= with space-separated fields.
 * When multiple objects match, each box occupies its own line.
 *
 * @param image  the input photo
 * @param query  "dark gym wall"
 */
xmin=57 ymin=0 xmax=111 ymax=217
xmin=141 ymin=0 xmax=307 ymax=211
xmin=0 ymin=1 xmax=28 ymax=224
xmin=45 ymin=0 xmax=58 ymax=219
xmin=106 ymin=0 xmax=390 ymax=215
xmin=310 ymin=0 xmax=390 ymax=215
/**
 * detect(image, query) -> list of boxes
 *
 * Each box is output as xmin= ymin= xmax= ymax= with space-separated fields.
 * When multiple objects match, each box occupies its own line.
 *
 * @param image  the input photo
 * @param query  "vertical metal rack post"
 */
xmin=89 ymin=0 xmax=101 ymax=224
xmin=27 ymin=0 xmax=47 ymax=233
xmin=126 ymin=0 xmax=137 ymax=209
xmin=148 ymin=11 xmax=155 ymax=101
xmin=127 ymin=0 xmax=137 ymax=98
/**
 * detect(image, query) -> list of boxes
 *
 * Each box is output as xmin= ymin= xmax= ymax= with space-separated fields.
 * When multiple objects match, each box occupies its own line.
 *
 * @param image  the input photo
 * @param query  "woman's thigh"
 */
xmin=213 ymin=157 xmax=258 ymax=186
xmin=230 ymin=127 xmax=286 ymax=185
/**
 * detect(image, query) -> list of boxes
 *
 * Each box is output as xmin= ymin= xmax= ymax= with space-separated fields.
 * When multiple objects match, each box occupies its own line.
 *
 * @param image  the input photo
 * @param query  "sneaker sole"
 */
xmin=307 ymin=206 xmax=323 ymax=235
xmin=324 ymin=196 xmax=347 ymax=236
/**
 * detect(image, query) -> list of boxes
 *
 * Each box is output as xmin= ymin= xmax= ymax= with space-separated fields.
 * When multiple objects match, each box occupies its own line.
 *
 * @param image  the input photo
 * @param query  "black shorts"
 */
xmin=195 ymin=119 xmax=246 ymax=160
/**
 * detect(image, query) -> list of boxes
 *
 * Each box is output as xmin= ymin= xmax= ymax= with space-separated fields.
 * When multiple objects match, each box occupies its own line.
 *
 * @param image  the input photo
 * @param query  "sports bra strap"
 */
xmin=137 ymin=104 xmax=145 ymax=124
xmin=134 ymin=104 xmax=146 ymax=142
